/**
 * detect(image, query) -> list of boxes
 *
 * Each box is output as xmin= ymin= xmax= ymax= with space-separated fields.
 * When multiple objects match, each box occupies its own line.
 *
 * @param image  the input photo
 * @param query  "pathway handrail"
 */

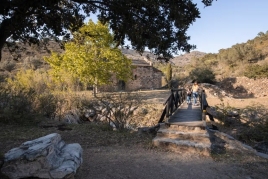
xmin=199 ymin=89 xmax=209 ymax=121
xmin=158 ymin=88 xmax=186 ymax=123
xmin=199 ymin=89 xmax=208 ymax=112
xmin=198 ymin=89 xmax=218 ymax=130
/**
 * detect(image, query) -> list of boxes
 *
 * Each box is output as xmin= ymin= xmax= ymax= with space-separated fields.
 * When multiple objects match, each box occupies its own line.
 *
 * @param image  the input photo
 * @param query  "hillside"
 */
xmin=1 ymin=41 xmax=63 ymax=62
xmin=171 ymin=51 xmax=206 ymax=66
xmin=1 ymin=30 xmax=268 ymax=81
xmin=191 ymin=31 xmax=268 ymax=78
xmin=1 ymin=41 xmax=204 ymax=64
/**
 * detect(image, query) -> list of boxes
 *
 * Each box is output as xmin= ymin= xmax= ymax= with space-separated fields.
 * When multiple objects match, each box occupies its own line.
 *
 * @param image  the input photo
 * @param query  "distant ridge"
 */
xmin=171 ymin=51 xmax=206 ymax=66
xmin=120 ymin=48 xmax=206 ymax=66
xmin=1 ymin=42 xmax=206 ymax=67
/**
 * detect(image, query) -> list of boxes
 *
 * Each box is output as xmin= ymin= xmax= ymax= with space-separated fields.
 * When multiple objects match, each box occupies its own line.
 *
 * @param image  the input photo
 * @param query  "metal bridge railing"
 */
xmin=199 ymin=89 xmax=218 ymax=130
xmin=158 ymin=89 xmax=186 ymax=123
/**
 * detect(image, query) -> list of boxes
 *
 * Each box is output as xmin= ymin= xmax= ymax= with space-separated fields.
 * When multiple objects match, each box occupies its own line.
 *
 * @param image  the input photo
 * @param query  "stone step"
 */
xmin=152 ymin=137 xmax=211 ymax=156
xmin=168 ymin=121 xmax=206 ymax=127
xmin=156 ymin=129 xmax=210 ymax=144
xmin=159 ymin=122 xmax=206 ymax=132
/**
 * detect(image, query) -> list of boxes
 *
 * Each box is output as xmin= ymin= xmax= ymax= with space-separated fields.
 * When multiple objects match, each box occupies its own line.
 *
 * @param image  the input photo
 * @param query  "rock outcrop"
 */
xmin=218 ymin=77 xmax=268 ymax=98
xmin=1 ymin=133 xmax=83 ymax=179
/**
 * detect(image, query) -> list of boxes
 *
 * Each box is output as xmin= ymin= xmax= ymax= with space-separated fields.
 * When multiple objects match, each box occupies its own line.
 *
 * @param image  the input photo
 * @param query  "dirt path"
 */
xmin=76 ymin=145 xmax=267 ymax=179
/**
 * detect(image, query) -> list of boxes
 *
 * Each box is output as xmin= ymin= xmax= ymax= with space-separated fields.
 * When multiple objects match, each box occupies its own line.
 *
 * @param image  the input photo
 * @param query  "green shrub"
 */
xmin=237 ymin=103 xmax=268 ymax=144
xmin=0 ymin=69 xmax=54 ymax=122
xmin=0 ymin=67 xmax=98 ymax=124
xmin=189 ymin=67 xmax=216 ymax=83
xmin=244 ymin=63 xmax=268 ymax=79
xmin=0 ymin=87 xmax=35 ymax=123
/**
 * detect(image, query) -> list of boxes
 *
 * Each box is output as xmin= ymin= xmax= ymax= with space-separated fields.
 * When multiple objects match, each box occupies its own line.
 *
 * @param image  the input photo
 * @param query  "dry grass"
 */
xmin=206 ymin=97 xmax=268 ymax=109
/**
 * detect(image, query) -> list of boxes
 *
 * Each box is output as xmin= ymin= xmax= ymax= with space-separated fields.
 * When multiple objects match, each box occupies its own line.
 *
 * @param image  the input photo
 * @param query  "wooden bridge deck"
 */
xmin=167 ymin=101 xmax=204 ymax=127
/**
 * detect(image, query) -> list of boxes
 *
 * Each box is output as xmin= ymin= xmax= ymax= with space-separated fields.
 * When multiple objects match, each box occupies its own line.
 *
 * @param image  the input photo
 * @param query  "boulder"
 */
xmin=1 ymin=133 xmax=83 ymax=179
xmin=84 ymin=108 xmax=96 ymax=118
xmin=62 ymin=109 xmax=81 ymax=124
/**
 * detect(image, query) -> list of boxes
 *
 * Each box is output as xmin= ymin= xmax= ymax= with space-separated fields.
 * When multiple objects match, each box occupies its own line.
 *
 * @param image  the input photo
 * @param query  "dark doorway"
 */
xmin=118 ymin=80 xmax=125 ymax=91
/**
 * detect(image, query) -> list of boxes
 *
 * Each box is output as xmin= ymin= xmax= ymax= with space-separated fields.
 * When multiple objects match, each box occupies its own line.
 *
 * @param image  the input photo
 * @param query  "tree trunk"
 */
xmin=93 ymin=78 xmax=98 ymax=97
xmin=93 ymin=85 xmax=98 ymax=97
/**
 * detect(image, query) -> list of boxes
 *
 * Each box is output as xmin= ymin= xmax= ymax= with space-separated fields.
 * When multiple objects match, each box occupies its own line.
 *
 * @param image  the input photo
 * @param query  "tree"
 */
xmin=0 ymin=0 xmax=216 ymax=61
xmin=166 ymin=63 xmax=173 ymax=88
xmin=257 ymin=32 xmax=265 ymax=37
xmin=189 ymin=67 xmax=215 ymax=83
xmin=44 ymin=20 xmax=133 ymax=95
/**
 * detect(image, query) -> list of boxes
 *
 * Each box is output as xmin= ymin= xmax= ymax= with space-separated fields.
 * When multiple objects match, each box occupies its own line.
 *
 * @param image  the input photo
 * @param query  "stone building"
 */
xmin=99 ymin=56 xmax=164 ymax=92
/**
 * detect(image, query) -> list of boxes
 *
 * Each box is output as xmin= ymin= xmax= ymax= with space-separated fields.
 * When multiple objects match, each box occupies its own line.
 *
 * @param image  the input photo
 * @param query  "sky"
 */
xmin=187 ymin=0 xmax=268 ymax=53
xmin=86 ymin=0 xmax=268 ymax=54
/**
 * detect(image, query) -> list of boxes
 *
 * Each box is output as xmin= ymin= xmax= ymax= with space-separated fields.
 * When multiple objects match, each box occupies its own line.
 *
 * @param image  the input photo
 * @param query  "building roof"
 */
xmin=125 ymin=54 xmax=152 ymax=66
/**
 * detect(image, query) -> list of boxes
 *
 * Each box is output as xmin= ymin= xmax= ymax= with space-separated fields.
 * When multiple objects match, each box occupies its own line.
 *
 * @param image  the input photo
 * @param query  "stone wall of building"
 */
xmin=99 ymin=66 xmax=163 ymax=92
xmin=125 ymin=66 xmax=163 ymax=91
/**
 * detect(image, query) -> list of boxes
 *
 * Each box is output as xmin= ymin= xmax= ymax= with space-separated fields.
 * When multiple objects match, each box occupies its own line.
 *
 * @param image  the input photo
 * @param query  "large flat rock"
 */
xmin=1 ymin=133 xmax=83 ymax=179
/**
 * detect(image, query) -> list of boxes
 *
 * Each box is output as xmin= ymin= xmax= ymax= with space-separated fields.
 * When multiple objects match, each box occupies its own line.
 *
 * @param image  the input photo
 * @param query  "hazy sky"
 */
xmin=87 ymin=0 xmax=268 ymax=54
xmin=188 ymin=0 xmax=268 ymax=53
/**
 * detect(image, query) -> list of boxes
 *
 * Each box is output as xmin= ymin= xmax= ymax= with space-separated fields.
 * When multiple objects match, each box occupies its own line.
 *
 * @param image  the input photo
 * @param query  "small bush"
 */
xmin=98 ymin=92 xmax=142 ymax=131
xmin=244 ymin=63 xmax=268 ymax=79
xmin=23 ymin=56 xmax=46 ymax=70
xmin=189 ymin=67 xmax=216 ymax=83
xmin=216 ymin=102 xmax=268 ymax=147
xmin=215 ymin=101 xmax=237 ymax=126
xmin=0 ymin=71 xmax=9 ymax=83
xmin=0 ymin=61 xmax=16 ymax=72
xmin=0 ymin=88 xmax=35 ymax=123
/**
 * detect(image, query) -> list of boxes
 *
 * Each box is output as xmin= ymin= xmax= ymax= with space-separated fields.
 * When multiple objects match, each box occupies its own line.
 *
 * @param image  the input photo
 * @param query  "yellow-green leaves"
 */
xmin=45 ymin=20 xmax=132 ymax=88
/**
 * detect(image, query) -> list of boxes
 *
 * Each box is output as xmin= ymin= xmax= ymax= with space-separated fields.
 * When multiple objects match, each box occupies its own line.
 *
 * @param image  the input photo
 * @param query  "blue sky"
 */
xmin=87 ymin=0 xmax=268 ymax=54
xmin=188 ymin=0 xmax=268 ymax=53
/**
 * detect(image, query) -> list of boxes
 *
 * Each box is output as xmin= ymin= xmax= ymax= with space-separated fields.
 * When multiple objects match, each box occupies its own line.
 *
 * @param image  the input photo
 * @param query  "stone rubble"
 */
xmin=1 ymin=133 xmax=83 ymax=179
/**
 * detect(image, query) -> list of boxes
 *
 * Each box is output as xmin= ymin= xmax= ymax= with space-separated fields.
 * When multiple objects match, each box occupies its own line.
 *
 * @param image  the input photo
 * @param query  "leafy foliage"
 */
xmin=244 ymin=63 xmax=268 ymax=79
xmin=3 ymin=69 xmax=57 ymax=119
xmin=238 ymin=104 xmax=268 ymax=145
xmin=153 ymin=62 xmax=174 ymax=88
xmin=189 ymin=67 xmax=216 ymax=83
xmin=0 ymin=67 xmax=98 ymax=123
xmin=0 ymin=0 xmax=216 ymax=60
xmin=166 ymin=63 xmax=172 ymax=83
xmin=45 ymin=20 xmax=133 ymax=89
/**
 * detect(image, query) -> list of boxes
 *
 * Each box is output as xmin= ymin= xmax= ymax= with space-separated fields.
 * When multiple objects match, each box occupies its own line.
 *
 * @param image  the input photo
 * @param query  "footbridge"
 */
xmin=153 ymin=89 xmax=218 ymax=155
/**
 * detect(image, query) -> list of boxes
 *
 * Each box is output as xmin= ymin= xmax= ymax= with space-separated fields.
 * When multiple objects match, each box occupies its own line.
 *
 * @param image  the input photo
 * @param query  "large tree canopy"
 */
xmin=44 ymin=20 xmax=133 ymax=90
xmin=0 ymin=0 xmax=215 ymax=60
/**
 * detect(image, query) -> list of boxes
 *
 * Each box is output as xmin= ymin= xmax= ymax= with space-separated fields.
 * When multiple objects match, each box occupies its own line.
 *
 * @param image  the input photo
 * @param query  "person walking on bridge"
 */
xmin=192 ymin=81 xmax=199 ymax=106
xmin=186 ymin=88 xmax=192 ymax=104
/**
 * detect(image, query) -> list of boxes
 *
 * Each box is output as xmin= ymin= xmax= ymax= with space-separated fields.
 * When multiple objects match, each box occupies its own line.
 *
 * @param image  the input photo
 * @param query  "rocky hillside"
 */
xmin=1 ymin=40 xmax=205 ymax=65
xmin=171 ymin=51 xmax=206 ymax=66
xmin=218 ymin=77 xmax=268 ymax=98
xmin=1 ymin=40 xmax=63 ymax=62
xmin=202 ymin=77 xmax=268 ymax=98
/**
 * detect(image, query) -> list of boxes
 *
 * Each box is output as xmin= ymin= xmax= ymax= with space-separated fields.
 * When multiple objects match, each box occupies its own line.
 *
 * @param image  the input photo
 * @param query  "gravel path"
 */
xmin=75 ymin=145 xmax=268 ymax=179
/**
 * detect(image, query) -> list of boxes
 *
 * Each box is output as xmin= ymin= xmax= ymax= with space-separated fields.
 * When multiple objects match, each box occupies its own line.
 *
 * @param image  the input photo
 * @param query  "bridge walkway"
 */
xmin=167 ymin=101 xmax=204 ymax=127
